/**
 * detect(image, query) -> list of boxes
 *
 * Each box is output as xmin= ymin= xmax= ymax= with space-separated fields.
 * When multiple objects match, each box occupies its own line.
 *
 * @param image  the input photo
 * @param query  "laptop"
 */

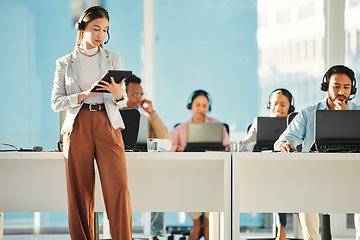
xmin=135 ymin=116 xmax=148 ymax=152
xmin=185 ymin=122 xmax=225 ymax=152
xmin=310 ymin=110 xmax=360 ymax=152
xmin=254 ymin=117 xmax=288 ymax=152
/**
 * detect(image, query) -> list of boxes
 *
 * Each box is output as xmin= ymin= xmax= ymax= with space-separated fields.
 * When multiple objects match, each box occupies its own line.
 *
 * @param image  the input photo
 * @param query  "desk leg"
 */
xmin=0 ymin=212 xmax=3 ymax=240
xmin=94 ymin=212 xmax=99 ymax=240
xmin=209 ymin=212 xmax=221 ymax=240
xmin=232 ymin=157 xmax=240 ymax=240
xmin=223 ymin=154 xmax=232 ymax=240
xmin=293 ymin=214 xmax=302 ymax=239
xmin=103 ymin=212 xmax=110 ymax=239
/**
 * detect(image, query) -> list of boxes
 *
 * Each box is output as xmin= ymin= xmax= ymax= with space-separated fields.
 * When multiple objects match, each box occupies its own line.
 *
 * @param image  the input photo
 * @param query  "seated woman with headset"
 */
xmin=170 ymin=89 xmax=230 ymax=152
xmin=170 ymin=89 xmax=230 ymax=240
xmin=241 ymin=88 xmax=296 ymax=240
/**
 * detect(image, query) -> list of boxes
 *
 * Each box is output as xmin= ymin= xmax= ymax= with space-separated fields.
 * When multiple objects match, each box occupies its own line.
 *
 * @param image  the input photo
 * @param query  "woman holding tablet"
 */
xmin=51 ymin=6 xmax=132 ymax=240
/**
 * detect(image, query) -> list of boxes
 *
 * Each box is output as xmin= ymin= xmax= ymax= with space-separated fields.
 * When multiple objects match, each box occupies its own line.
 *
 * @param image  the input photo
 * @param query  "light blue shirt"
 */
xmin=274 ymin=98 xmax=360 ymax=152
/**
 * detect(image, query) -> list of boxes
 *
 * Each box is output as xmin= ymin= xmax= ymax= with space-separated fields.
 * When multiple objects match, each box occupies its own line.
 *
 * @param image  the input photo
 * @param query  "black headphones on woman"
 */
xmin=187 ymin=89 xmax=212 ymax=111
xmin=75 ymin=6 xmax=110 ymax=44
xmin=266 ymin=88 xmax=295 ymax=114
xmin=320 ymin=65 xmax=357 ymax=99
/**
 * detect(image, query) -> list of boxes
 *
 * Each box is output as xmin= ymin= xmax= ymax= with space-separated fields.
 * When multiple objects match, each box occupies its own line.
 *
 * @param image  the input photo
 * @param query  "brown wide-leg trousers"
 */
xmin=63 ymin=108 xmax=132 ymax=240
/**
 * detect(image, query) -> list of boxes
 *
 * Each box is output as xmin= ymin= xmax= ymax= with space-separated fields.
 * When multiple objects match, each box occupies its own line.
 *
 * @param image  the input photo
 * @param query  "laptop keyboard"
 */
xmin=253 ymin=144 xmax=273 ymax=152
xmin=185 ymin=145 xmax=225 ymax=152
xmin=316 ymin=144 xmax=360 ymax=153
xmin=135 ymin=143 xmax=148 ymax=152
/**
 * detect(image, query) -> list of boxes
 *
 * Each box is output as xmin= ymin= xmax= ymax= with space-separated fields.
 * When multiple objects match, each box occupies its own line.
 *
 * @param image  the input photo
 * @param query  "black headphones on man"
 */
xmin=75 ymin=6 xmax=110 ymax=44
xmin=266 ymin=88 xmax=295 ymax=114
xmin=320 ymin=65 xmax=357 ymax=99
xmin=187 ymin=89 xmax=212 ymax=112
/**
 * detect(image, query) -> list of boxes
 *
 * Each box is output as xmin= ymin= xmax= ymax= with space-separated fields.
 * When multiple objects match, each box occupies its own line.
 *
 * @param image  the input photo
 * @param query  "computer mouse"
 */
xmin=288 ymin=147 xmax=296 ymax=152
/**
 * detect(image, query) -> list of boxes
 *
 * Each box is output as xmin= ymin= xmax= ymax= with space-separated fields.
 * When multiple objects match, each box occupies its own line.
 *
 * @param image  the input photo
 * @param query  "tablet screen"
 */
xmin=91 ymin=70 xmax=132 ymax=93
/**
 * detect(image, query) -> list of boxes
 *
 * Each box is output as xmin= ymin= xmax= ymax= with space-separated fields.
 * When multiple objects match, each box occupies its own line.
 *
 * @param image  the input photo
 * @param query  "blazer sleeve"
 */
xmin=51 ymin=57 xmax=81 ymax=112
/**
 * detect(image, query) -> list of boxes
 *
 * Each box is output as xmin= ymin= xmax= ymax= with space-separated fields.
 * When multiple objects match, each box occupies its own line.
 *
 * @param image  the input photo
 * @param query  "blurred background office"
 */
xmin=1 ymin=0 xmax=360 ymax=238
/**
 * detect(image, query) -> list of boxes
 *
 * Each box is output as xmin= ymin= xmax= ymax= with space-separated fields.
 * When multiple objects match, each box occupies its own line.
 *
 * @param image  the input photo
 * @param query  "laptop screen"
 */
xmin=136 ymin=116 xmax=148 ymax=144
xmin=186 ymin=122 xmax=223 ymax=144
xmin=256 ymin=117 xmax=288 ymax=145
xmin=315 ymin=110 xmax=360 ymax=144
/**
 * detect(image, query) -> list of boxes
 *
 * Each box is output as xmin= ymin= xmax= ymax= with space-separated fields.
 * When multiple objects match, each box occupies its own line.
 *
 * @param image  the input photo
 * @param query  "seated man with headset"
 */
xmin=274 ymin=65 xmax=360 ymax=240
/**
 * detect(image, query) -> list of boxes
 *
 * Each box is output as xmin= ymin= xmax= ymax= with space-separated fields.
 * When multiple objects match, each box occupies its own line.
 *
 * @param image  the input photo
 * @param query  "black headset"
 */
xmin=266 ymin=88 xmax=295 ymax=114
xmin=187 ymin=89 xmax=212 ymax=111
xmin=75 ymin=6 xmax=110 ymax=44
xmin=321 ymin=65 xmax=357 ymax=99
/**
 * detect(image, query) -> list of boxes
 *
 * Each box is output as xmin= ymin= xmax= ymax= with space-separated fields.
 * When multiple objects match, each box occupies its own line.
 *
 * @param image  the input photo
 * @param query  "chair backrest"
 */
xmin=287 ymin=112 xmax=298 ymax=126
xmin=286 ymin=112 xmax=302 ymax=152
xmin=223 ymin=122 xmax=230 ymax=135
xmin=119 ymin=108 xmax=141 ymax=149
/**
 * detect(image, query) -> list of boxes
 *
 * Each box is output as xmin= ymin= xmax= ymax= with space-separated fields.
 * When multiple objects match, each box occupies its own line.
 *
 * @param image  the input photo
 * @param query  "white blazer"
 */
xmin=51 ymin=47 xmax=128 ymax=134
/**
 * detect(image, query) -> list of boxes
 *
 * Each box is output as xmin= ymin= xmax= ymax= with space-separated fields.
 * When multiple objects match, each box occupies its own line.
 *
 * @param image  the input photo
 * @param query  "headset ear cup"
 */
xmin=266 ymin=102 xmax=270 ymax=109
xmin=209 ymin=106 xmax=211 ymax=112
xmin=75 ymin=21 xmax=85 ymax=31
xmin=289 ymin=105 xmax=295 ymax=114
xmin=352 ymin=87 xmax=357 ymax=96
xmin=187 ymin=103 xmax=192 ymax=110
xmin=320 ymin=82 xmax=328 ymax=91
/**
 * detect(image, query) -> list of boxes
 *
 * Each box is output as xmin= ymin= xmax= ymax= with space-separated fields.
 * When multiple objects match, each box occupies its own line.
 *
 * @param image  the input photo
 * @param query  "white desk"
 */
xmin=2 ymin=152 xmax=360 ymax=240
xmin=232 ymin=152 xmax=360 ymax=240
xmin=0 ymin=152 xmax=232 ymax=240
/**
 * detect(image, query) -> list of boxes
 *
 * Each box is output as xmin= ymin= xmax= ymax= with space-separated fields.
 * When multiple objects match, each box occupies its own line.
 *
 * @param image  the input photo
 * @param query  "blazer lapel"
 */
xmin=99 ymin=47 xmax=112 ymax=75
xmin=69 ymin=50 xmax=83 ymax=91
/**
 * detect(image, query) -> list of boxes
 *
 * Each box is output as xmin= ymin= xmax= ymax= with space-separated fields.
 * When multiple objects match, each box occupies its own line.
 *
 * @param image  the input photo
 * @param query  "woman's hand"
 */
xmin=77 ymin=83 xmax=100 ymax=104
xmin=176 ymin=146 xmax=185 ymax=152
xmin=97 ymin=77 xmax=125 ymax=101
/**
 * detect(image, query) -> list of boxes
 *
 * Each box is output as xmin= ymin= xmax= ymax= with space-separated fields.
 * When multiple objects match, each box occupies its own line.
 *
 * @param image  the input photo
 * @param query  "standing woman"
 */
xmin=51 ymin=6 xmax=132 ymax=240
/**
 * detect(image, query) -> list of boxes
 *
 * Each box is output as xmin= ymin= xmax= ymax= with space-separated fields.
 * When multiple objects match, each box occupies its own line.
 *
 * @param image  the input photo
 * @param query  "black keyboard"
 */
xmin=315 ymin=144 xmax=360 ymax=153
xmin=185 ymin=145 xmax=225 ymax=152
xmin=253 ymin=144 xmax=273 ymax=152
xmin=135 ymin=143 xmax=148 ymax=152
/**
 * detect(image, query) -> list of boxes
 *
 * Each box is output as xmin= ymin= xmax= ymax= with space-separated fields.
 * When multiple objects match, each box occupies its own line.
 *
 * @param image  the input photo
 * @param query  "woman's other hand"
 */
xmin=97 ymin=77 xmax=125 ymax=101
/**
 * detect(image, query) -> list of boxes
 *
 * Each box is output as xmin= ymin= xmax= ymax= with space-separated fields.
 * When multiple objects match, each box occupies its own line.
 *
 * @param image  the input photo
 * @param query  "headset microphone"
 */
xmin=104 ymin=30 xmax=110 ymax=44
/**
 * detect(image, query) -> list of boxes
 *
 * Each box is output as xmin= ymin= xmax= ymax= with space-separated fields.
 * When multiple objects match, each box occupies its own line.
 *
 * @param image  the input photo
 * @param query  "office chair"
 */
xmin=223 ymin=122 xmax=230 ymax=135
xmin=286 ymin=112 xmax=302 ymax=152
